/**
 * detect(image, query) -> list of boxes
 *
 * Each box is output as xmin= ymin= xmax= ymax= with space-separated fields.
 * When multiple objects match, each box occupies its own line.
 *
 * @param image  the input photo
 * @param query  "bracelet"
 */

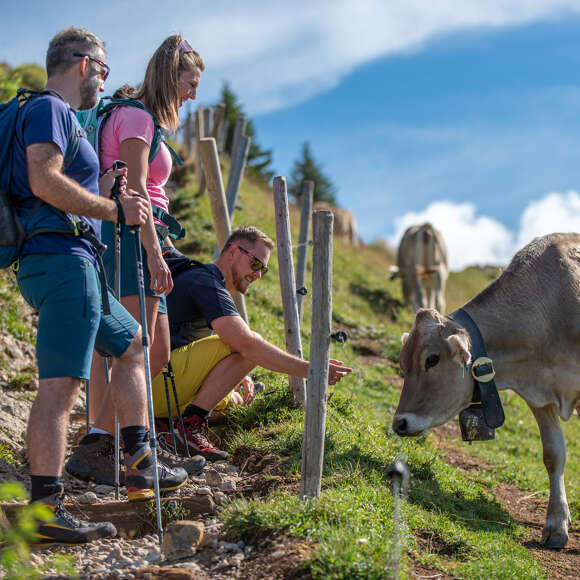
xmin=114 ymin=196 xmax=125 ymax=226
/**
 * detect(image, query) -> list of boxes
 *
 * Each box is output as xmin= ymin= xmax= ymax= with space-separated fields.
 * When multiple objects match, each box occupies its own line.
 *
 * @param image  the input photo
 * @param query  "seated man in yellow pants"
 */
xmin=154 ymin=226 xmax=353 ymax=461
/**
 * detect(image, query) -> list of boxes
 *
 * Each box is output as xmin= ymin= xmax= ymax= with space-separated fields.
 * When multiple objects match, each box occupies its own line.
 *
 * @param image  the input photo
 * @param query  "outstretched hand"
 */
xmin=235 ymin=375 xmax=255 ymax=405
xmin=328 ymin=359 xmax=353 ymax=385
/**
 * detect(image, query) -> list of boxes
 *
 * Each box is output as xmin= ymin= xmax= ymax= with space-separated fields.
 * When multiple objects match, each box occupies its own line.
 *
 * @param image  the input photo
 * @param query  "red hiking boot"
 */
xmin=176 ymin=415 xmax=228 ymax=461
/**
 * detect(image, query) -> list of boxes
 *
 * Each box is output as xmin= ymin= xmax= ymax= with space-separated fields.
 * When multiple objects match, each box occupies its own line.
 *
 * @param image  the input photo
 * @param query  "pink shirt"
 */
xmin=99 ymin=104 xmax=172 ymax=225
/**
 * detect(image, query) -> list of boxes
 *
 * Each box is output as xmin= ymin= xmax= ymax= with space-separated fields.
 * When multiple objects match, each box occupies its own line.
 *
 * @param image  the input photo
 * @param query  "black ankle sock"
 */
xmin=183 ymin=404 xmax=210 ymax=420
xmin=30 ymin=476 xmax=63 ymax=502
xmin=121 ymin=425 xmax=149 ymax=456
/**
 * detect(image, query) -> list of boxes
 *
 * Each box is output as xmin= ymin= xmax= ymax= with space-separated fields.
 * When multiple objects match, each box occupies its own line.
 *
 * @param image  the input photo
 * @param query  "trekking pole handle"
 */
xmin=109 ymin=160 xmax=127 ymax=229
xmin=110 ymin=160 xmax=127 ymax=199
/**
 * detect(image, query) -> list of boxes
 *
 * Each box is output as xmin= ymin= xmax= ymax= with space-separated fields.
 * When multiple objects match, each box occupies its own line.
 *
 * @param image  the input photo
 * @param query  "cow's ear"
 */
xmin=401 ymin=332 xmax=410 ymax=345
xmin=446 ymin=334 xmax=471 ymax=367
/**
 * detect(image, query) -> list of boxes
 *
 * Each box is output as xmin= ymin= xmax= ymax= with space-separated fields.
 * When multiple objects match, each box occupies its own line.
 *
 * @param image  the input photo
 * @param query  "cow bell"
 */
xmin=459 ymin=404 xmax=495 ymax=442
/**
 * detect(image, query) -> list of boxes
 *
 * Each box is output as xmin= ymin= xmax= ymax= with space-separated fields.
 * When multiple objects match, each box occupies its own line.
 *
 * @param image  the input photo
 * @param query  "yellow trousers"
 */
xmin=152 ymin=334 xmax=233 ymax=418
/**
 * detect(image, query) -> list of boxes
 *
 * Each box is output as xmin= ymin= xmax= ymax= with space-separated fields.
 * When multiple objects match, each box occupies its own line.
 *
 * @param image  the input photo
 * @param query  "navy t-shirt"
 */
xmin=164 ymin=249 xmax=239 ymax=350
xmin=12 ymin=93 xmax=101 ymax=264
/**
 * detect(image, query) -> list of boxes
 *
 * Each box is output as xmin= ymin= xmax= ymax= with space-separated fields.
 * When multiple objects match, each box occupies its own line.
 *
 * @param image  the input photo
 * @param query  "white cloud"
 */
xmin=183 ymin=0 xmax=580 ymax=114
xmin=387 ymin=190 xmax=580 ymax=270
xmin=2 ymin=1 xmax=579 ymax=114
xmin=516 ymin=190 xmax=580 ymax=248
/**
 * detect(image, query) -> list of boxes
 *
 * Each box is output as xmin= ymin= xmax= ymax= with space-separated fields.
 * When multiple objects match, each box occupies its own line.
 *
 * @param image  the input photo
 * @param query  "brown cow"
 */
xmin=394 ymin=223 xmax=448 ymax=312
xmin=313 ymin=202 xmax=358 ymax=246
xmin=392 ymin=233 xmax=580 ymax=548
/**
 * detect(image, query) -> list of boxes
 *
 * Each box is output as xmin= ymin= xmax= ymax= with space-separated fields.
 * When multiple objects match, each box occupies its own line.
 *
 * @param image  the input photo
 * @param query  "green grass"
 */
xmin=170 ymin=168 xmax=575 ymax=578
xmin=0 ymin=270 xmax=35 ymax=344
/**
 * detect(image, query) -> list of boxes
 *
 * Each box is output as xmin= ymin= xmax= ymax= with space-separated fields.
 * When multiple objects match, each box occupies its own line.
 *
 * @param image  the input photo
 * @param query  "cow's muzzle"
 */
xmin=392 ymin=414 xmax=426 ymax=437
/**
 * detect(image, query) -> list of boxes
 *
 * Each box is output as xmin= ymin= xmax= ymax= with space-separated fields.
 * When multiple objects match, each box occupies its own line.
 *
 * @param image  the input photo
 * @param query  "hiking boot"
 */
xmin=157 ymin=431 xmax=206 ymax=474
xmin=124 ymin=445 xmax=188 ymax=502
xmin=33 ymin=492 xmax=116 ymax=544
xmin=176 ymin=415 xmax=229 ymax=461
xmin=65 ymin=433 xmax=124 ymax=486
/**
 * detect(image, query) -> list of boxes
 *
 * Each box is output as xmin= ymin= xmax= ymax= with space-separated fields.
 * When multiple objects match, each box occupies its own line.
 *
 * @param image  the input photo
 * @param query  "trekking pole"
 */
xmin=129 ymin=224 xmax=163 ymax=541
xmin=386 ymin=455 xmax=409 ymax=580
xmin=110 ymin=160 xmax=126 ymax=502
xmin=166 ymin=362 xmax=190 ymax=458
xmin=162 ymin=369 xmax=178 ymax=455
xmin=85 ymin=379 xmax=91 ymax=434
xmin=101 ymin=356 xmax=119 ymax=500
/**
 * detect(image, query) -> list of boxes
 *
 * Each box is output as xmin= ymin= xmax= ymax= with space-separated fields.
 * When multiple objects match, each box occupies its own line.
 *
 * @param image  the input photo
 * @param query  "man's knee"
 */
xmin=227 ymin=352 xmax=256 ymax=372
xmin=118 ymin=328 xmax=144 ymax=363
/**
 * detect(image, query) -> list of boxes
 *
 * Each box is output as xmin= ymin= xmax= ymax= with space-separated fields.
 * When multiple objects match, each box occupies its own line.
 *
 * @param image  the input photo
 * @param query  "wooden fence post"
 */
xmin=230 ymin=115 xmax=246 ymax=159
xmin=296 ymin=180 xmax=314 ymax=321
xmin=300 ymin=210 xmax=333 ymax=499
xmin=217 ymin=118 xmax=229 ymax=156
xmin=204 ymin=106 xmax=214 ymax=138
xmin=273 ymin=176 xmax=306 ymax=405
xmin=199 ymin=138 xmax=248 ymax=323
xmin=226 ymin=135 xmax=251 ymax=220
xmin=212 ymin=103 xmax=226 ymax=155
xmin=195 ymin=107 xmax=206 ymax=194
xmin=183 ymin=110 xmax=194 ymax=159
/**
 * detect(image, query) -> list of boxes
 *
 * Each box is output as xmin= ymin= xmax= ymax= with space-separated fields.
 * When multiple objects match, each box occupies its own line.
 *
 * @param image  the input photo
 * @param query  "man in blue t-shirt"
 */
xmin=147 ymin=226 xmax=353 ymax=460
xmin=12 ymin=27 xmax=186 ymax=544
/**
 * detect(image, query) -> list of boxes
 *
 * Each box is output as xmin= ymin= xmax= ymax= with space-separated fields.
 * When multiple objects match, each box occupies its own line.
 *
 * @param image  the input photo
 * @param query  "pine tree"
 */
xmin=219 ymin=82 xmax=274 ymax=181
xmin=289 ymin=141 xmax=337 ymax=204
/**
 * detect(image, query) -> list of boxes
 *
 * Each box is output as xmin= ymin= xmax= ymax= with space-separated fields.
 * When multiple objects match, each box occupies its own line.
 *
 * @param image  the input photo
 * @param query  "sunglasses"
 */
xmin=74 ymin=52 xmax=110 ymax=81
xmin=237 ymin=245 xmax=269 ymax=275
xmin=178 ymin=39 xmax=194 ymax=53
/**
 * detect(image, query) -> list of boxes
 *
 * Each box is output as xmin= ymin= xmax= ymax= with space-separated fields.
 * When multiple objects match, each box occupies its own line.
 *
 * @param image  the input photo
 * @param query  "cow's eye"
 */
xmin=425 ymin=354 xmax=440 ymax=370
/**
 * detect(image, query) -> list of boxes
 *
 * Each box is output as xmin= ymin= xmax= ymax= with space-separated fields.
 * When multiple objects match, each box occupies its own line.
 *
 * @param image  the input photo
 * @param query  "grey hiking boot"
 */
xmin=157 ymin=431 xmax=206 ymax=474
xmin=33 ymin=491 xmax=116 ymax=544
xmin=124 ymin=445 xmax=188 ymax=502
xmin=65 ymin=433 xmax=124 ymax=486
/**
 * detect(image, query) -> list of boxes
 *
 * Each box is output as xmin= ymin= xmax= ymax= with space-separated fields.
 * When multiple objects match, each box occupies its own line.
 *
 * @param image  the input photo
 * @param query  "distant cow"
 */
xmin=394 ymin=223 xmax=448 ymax=313
xmin=313 ymin=202 xmax=358 ymax=246
xmin=393 ymin=233 xmax=580 ymax=548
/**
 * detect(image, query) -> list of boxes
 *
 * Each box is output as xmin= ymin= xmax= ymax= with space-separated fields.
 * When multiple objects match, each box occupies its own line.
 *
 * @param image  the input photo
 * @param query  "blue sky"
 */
xmin=2 ymin=1 xmax=580 ymax=269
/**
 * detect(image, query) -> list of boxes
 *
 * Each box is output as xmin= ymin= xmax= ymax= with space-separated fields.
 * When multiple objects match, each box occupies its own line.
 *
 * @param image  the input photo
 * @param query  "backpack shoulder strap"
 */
xmin=96 ymin=98 xmax=183 ymax=165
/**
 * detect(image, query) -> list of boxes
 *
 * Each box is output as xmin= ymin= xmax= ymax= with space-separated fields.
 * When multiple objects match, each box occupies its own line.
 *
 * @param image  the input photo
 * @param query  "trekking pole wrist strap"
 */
xmin=114 ymin=197 xmax=125 ymax=226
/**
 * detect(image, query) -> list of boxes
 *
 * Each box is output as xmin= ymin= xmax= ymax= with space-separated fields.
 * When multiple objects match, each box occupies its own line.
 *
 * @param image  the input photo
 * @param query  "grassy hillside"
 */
xmin=1 ymin=160 xmax=578 ymax=578
xmin=165 ymin=165 xmax=579 ymax=578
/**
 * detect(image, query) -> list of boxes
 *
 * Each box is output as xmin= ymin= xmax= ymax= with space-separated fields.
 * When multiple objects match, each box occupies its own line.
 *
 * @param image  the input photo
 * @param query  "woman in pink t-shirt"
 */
xmin=89 ymin=35 xmax=204 ymax=434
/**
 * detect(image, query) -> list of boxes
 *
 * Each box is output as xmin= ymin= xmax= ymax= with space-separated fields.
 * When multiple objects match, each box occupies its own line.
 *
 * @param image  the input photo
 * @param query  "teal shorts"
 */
xmin=17 ymin=254 xmax=139 ymax=380
xmin=101 ymin=221 xmax=167 ymax=315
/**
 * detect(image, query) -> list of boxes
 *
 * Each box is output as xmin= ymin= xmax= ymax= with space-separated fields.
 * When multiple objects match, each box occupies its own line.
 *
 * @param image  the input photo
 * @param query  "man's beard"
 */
xmin=78 ymin=76 xmax=100 ymax=110
xmin=232 ymin=269 xmax=250 ymax=294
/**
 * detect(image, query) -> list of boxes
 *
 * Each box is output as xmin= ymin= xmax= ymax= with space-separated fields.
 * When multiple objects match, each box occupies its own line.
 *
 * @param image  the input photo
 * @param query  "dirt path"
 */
xmin=435 ymin=432 xmax=580 ymax=579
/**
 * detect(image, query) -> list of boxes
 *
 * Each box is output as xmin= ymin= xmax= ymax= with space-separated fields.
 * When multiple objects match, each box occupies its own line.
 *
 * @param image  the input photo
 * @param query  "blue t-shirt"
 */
xmin=164 ymin=248 xmax=239 ymax=350
xmin=12 ymin=93 xmax=101 ymax=264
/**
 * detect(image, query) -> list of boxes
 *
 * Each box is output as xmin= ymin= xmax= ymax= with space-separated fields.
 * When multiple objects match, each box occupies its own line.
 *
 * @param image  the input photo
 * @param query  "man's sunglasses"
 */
xmin=237 ymin=245 xmax=268 ymax=275
xmin=73 ymin=53 xmax=110 ymax=81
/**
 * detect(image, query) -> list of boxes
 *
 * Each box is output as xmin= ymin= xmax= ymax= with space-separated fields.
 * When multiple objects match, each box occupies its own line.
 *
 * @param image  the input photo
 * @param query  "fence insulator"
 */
xmin=330 ymin=331 xmax=348 ymax=344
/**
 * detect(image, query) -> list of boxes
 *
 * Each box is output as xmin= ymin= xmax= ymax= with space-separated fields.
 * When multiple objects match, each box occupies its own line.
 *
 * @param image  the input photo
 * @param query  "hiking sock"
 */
xmin=79 ymin=433 xmax=112 ymax=445
xmin=89 ymin=427 xmax=111 ymax=436
xmin=182 ymin=404 xmax=210 ymax=420
xmin=30 ymin=476 xmax=63 ymax=502
xmin=121 ymin=426 xmax=153 ymax=469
